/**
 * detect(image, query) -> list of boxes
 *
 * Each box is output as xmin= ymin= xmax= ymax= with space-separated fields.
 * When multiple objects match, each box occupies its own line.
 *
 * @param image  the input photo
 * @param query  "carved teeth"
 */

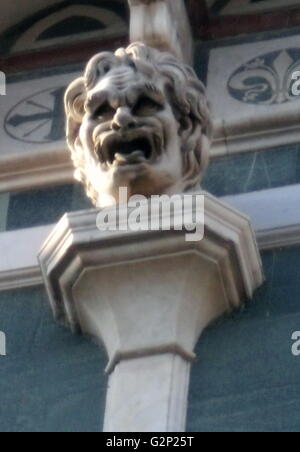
xmin=98 ymin=131 xmax=162 ymax=167
xmin=109 ymin=137 xmax=152 ymax=163
xmin=114 ymin=151 xmax=145 ymax=165
xmin=115 ymin=153 xmax=127 ymax=162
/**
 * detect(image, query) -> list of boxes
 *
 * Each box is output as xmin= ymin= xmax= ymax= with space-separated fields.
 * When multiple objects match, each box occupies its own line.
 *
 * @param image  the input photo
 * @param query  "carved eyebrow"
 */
xmin=143 ymin=85 xmax=165 ymax=105
xmin=132 ymin=95 xmax=164 ymax=116
xmin=85 ymin=91 xmax=108 ymax=114
xmin=125 ymin=82 xmax=165 ymax=107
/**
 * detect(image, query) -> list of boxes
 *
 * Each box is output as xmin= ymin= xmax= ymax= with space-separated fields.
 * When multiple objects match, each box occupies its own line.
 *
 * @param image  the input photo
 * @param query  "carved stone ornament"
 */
xmin=228 ymin=49 xmax=300 ymax=105
xmin=65 ymin=43 xmax=212 ymax=207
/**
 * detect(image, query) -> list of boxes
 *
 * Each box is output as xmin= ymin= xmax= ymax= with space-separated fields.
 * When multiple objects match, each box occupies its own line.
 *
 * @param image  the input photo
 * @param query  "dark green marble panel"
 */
xmin=6 ymin=183 xmax=92 ymax=231
xmin=203 ymin=144 xmax=300 ymax=197
xmin=0 ymin=286 xmax=107 ymax=432
xmin=187 ymin=246 xmax=300 ymax=432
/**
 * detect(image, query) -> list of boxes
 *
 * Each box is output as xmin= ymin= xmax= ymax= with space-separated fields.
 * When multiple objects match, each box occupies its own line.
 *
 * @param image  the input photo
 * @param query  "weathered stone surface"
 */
xmin=39 ymin=192 xmax=263 ymax=431
xmin=65 ymin=43 xmax=212 ymax=207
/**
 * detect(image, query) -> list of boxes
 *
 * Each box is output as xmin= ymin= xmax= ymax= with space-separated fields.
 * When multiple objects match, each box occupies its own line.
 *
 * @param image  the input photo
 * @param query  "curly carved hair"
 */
xmin=65 ymin=42 xmax=212 ymax=204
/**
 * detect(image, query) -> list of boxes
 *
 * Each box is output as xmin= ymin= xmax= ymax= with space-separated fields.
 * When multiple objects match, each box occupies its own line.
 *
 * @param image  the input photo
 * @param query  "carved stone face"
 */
xmin=65 ymin=44 xmax=211 ymax=206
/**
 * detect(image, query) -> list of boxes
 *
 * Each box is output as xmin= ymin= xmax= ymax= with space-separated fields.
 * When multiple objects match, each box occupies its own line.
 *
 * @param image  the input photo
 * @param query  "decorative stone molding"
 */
xmin=207 ymin=36 xmax=300 ymax=157
xmin=0 ymin=148 xmax=72 ymax=194
xmin=128 ymin=0 xmax=193 ymax=64
xmin=3 ymin=184 xmax=300 ymax=292
xmin=0 ymin=224 xmax=52 ymax=292
xmin=39 ymin=192 xmax=263 ymax=431
xmin=0 ymin=267 xmax=43 ymax=292
xmin=12 ymin=4 xmax=127 ymax=54
xmin=223 ymin=185 xmax=300 ymax=251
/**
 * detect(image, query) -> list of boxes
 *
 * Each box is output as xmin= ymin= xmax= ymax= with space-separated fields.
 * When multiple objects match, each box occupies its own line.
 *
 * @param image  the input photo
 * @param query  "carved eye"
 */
xmin=133 ymin=96 xmax=163 ymax=116
xmin=93 ymin=102 xmax=115 ymax=119
xmin=102 ymin=64 xmax=111 ymax=74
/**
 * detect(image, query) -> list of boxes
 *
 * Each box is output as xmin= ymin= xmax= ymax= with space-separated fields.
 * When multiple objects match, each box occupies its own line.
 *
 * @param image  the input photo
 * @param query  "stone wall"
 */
xmin=0 ymin=6 xmax=300 ymax=433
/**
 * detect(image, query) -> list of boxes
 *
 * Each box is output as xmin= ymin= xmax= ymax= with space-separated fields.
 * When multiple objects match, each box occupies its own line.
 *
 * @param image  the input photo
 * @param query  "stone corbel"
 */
xmin=39 ymin=192 xmax=263 ymax=432
xmin=128 ymin=0 xmax=193 ymax=64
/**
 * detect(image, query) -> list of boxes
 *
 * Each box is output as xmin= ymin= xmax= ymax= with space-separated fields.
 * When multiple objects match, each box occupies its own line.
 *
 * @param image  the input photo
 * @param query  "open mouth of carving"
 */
xmin=99 ymin=133 xmax=156 ymax=167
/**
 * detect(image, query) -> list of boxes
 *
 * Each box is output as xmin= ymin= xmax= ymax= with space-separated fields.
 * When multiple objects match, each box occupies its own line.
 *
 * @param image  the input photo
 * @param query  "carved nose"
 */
xmin=112 ymin=107 xmax=136 ymax=131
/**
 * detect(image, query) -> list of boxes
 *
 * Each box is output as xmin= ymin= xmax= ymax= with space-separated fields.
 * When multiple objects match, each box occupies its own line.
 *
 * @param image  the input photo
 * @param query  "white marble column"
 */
xmin=128 ymin=0 xmax=193 ymax=63
xmin=103 ymin=354 xmax=190 ymax=432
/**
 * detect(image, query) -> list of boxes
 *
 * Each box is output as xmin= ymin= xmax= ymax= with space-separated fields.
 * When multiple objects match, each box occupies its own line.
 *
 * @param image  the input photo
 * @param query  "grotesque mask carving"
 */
xmin=65 ymin=43 xmax=212 ymax=207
